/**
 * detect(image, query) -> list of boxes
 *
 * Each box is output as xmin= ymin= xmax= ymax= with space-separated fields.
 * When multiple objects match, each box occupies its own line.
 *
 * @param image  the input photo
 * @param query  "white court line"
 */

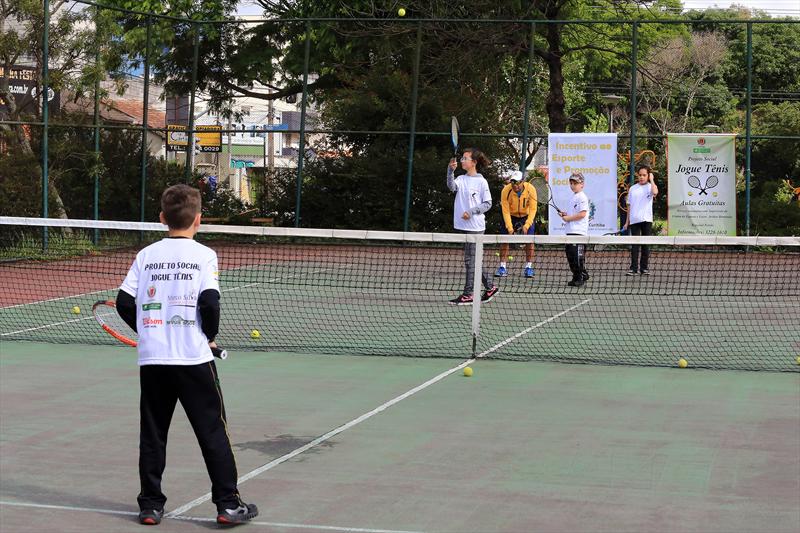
xmin=167 ymin=298 xmax=592 ymax=518
xmin=0 ymin=314 xmax=97 ymax=337
xmin=0 ymin=289 xmax=110 ymax=311
xmin=0 ymin=501 xmax=423 ymax=533
xmin=0 ymin=268 xmax=331 ymax=337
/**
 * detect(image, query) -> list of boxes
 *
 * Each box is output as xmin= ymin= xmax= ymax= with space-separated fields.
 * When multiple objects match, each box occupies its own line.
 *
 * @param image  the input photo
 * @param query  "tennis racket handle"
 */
xmin=211 ymin=347 xmax=228 ymax=360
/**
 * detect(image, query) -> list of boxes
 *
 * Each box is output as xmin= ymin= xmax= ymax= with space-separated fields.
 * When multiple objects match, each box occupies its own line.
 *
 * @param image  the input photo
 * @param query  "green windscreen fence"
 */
xmin=1 ymin=217 xmax=798 ymax=371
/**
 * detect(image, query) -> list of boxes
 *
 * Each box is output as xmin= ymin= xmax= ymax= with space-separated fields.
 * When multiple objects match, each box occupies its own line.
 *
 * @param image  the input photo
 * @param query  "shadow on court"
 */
xmin=1 ymin=341 xmax=798 ymax=532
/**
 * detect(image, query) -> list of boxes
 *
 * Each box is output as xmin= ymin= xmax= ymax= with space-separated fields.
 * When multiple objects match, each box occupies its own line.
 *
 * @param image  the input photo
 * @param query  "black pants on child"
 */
xmin=628 ymin=221 xmax=652 ymax=272
xmin=138 ymin=362 xmax=242 ymax=512
xmin=565 ymin=233 xmax=588 ymax=282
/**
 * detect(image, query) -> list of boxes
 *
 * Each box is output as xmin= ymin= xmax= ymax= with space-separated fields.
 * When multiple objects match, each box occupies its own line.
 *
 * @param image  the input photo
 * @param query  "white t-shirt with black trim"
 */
xmin=120 ymin=237 xmax=219 ymax=366
xmin=565 ymin=191 xmax=590 ymax=235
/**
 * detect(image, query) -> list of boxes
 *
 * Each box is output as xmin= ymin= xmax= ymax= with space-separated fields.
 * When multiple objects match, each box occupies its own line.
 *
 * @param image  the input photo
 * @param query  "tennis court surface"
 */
xmin=1 ymin=218 xmax=799 ymax=531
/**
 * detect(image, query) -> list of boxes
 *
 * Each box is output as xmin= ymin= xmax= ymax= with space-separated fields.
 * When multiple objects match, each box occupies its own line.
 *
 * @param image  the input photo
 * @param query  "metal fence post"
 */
xmin=520 ymin=21 xmax=535 ymax=172
xmin=295 ymin=21 xmax=312 ymax=228
xmin=140 ymin=17 xmax=152 ymax=222
xmin=402 ymin=22 xmax=422 ymax=232
xmin=745 ymin=22 xmax=753 ymax=236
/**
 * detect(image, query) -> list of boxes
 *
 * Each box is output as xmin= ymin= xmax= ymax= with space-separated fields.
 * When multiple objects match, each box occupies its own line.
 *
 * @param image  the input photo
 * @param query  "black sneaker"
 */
xmin=217 ymin=503 xmax=259 ymax=525
xmin=567 ymin=279 xmax=585 ymax=287
xmin=625 ymin=269 xmax=637 ymax=276
xmin=449 ymin=294 xmax=473 ymax=305
xmin=581 ymin=272 xmax=590 ymax=281
xmin=138 ymin=508 xmax=163 ymax=525
xmin=481 ymin=286 xmax=499 ymax=303
xmin=640 ymin=269 xmax=650 ymax=275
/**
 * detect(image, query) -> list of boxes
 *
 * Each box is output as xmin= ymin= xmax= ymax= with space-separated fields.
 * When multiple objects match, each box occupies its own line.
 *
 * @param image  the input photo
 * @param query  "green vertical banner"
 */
xmin=667 ymin=133 xmax=737 ymax=236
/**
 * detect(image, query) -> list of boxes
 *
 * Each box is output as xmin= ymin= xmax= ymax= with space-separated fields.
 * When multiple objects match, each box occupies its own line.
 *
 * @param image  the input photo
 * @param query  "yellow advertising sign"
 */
xmin=196 ymin=125 xmax=222 ymax=153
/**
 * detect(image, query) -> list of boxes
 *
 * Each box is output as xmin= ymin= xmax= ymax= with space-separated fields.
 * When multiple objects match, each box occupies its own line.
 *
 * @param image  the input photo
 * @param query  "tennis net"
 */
xmin=1 ymin=217 xmax=798 ymax=371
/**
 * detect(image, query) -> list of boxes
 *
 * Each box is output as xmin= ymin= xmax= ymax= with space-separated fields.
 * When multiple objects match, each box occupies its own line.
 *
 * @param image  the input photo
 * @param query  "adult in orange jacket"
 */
xmin=495 ymin=171 xmax=537 ymax=278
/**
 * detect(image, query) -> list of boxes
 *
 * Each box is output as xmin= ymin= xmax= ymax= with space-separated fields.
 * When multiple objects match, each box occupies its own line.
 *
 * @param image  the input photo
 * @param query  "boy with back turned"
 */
xmin=116 ymin=184 xmax=258 ymax=526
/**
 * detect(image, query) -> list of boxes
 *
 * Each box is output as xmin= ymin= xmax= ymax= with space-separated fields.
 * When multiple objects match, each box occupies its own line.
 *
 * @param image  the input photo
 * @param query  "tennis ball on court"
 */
xmin=71 ymin=305 xmax=81 ymax=314
xmin=508 ymin=255 xmax=514 ymax=261
xmin=495 ymin=252 xmax=500 ymax=256
xmin=678 ymin=358 xmax=688 ymax=368
xmin=250 ymin=329 xmax=261 ymax=339
xmin=398 ymin=7 xmax=406 ymax=16
xmin=795 ymin=356 xmax=800 ymax=365
xmin=463 ymin=366 xmax=473 ymax=377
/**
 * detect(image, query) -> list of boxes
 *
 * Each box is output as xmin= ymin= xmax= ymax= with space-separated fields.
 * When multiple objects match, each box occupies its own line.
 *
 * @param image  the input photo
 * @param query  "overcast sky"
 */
xmin=236 ymin=1 xmax=799 ymax=18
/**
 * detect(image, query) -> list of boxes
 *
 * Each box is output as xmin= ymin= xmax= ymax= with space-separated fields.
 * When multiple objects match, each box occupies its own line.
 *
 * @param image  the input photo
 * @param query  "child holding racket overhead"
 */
xmin=623 ymin=165 xmax=658 ymax=275
xmin=115 ymin=184 xmax=258 ymax=526
xmin=447 ymin=147 xmax=499 ymax=305
xmin=559 ymin=173 xmax=590 ymax=287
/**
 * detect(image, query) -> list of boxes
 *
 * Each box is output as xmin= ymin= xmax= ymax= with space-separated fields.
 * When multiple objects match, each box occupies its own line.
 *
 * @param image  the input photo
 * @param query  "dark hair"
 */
xmin=636 ymin=164 xmax=652 ymax=175
xmin=462 ymin=147 xmax=491 ymax=171
xmin=161 ymin=184 xmax=201 ymax=229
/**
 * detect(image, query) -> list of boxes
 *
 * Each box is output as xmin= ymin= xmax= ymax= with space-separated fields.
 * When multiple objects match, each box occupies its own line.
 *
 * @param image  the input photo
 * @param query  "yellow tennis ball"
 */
xmin=796 ymin=356 xmax=800 ymax=365
xmin=678 ymin=358 xmax=688 ymax=368
xmin=463 ymin=366 xmax=473 ymax=377
xmin=71 ymin=306 xmax=81 ymax=314
xmin=508 ymin=255 xmax=514 ymax=261
xmin=250 ymin=329 xmax=261 ymax=339
xmin=398 ymin=7 xmax=406 ymax=16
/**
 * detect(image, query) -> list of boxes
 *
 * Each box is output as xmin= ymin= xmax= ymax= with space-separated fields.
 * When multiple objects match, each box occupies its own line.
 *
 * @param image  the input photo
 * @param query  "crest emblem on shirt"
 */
xmin=147 ymin=286 xmax=156 ymax=298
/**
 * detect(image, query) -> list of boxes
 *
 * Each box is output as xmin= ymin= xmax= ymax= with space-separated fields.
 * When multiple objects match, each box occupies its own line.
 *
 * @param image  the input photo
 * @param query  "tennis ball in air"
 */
xmin=71 ymin=306 xmax=81 ymax=314
xmin=678 ymin=358 xmax=688 ymax=368
xmin=398 ymin=7 xmax=406 ymax=16
xmin=250 ymin=329 xmax=261 ymax=339
xmin=463 ymin=366 xmax=473 ymax=377
xmin=508 ymin=255 xmax=514 ymax=261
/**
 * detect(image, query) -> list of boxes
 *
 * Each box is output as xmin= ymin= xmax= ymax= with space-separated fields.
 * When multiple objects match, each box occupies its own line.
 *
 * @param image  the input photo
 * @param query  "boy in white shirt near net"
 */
xmin=116 ymin=184 xmax=258 ymax=526
xmin=623 ymin=165 xmax=658 ymax=275
xmin=558 ymin=173 xmax=590 ymax=287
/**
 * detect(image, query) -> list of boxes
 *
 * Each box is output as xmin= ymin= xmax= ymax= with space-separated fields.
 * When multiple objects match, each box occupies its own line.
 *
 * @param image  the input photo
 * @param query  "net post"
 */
xmin=470 ymin=235 xmax=484 ymax=356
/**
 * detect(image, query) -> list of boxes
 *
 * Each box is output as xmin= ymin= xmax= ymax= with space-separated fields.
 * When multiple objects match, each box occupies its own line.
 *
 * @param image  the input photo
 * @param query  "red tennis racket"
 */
xmin=92 ymin=300 xmax=227 ymax=359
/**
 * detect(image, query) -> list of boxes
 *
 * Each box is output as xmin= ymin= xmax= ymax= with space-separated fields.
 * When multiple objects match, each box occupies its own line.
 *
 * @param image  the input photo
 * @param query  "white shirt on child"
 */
xmin=120 ymin=238 xmax=219 ymax=366
xmin=564 ymin=191 xmax=590 ymax=235
xmin=627 ymin=182 xmax=654 ymax=224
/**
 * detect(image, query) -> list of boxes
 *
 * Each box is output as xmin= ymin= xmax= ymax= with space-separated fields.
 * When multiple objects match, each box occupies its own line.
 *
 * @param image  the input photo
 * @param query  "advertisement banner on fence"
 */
xmin=547 ymin=133 xmax=618 ymax=235
xmin=667 ymin=133 xmax=736 ymax=236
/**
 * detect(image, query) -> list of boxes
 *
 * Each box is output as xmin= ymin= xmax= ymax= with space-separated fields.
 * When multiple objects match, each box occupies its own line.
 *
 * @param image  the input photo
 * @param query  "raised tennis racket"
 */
xmin=530 ymin=176 xmax=561 ymax=213
xmin=92 ymin=300 xmax=227 ymax=359
xmin=450 ymin=116 xmax=459 ymax=159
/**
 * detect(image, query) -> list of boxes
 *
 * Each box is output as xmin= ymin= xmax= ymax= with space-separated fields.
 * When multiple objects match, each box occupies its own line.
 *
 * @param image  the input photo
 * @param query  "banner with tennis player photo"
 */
xmin=667 ymin=133 xmax=737 ymax=236
xmin=547 ymin=133 xmax=618 ymax=235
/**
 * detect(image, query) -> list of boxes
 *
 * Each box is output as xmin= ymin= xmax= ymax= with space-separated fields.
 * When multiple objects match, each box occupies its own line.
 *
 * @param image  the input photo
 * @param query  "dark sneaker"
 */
xmin=640 ymin=269 xmax=650 ymax=275
xmin=625 ymin=269 xmax=637 ymax=276
xmin=138 ymin=509 xmax=163 ymax=525
xmin=449 ymin=294 xmax=473 ymax=306
xmin=217 ymin=503 xmax=259 ymax=525
xmin=581 ymin=272 xmax=590 ymax=281
xmin=481 ymin=286 xmax=499 ymax=302
xmin=567 ymin=279 xmax=585 ymax=287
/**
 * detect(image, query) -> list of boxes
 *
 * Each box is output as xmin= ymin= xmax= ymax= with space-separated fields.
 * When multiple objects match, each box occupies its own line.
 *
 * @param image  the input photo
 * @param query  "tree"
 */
xmin=0 ymin=0 xmax=103 ymax=218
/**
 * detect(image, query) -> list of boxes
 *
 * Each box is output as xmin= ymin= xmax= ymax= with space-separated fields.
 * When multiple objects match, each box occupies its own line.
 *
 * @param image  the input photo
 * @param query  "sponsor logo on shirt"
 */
xmin=142 ymin=302 xmax=162 ymax=311
xmin=167 ymin=314 xmax=196 ymax=327
xmin=142 ymin=317 xmax=163 ymax=327
xmin=147 ymin=286 xmax=156 ymax=298
xmin=167 ymin=293 xmax=197 ymax=307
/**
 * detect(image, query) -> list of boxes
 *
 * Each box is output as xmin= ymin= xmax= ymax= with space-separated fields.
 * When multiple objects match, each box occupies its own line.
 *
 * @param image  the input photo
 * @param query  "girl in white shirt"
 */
xmin=446 ymin=147 xmax=498 ymax=305
xmin=624 ymin=165 xmax=658 ymax=275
